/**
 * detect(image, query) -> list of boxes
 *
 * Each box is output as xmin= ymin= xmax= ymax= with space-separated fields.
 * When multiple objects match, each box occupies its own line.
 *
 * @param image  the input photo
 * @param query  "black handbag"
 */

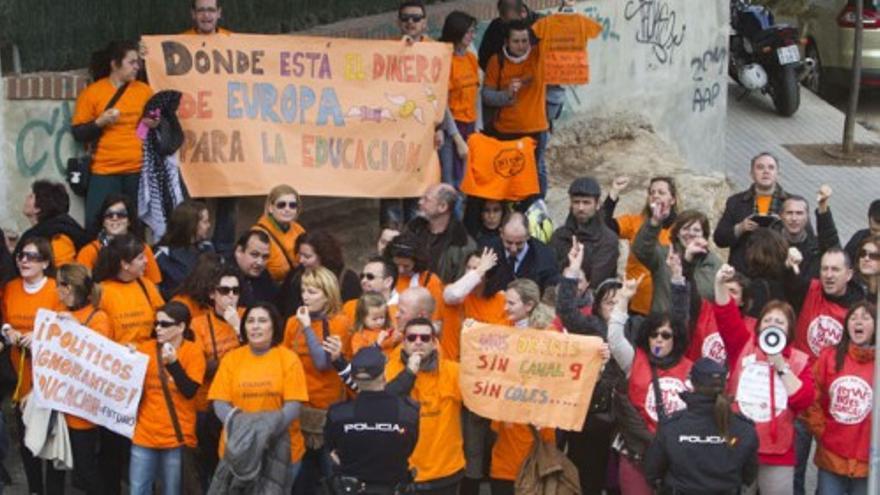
xmin=66 ymin=82 xmax=129 ymax=197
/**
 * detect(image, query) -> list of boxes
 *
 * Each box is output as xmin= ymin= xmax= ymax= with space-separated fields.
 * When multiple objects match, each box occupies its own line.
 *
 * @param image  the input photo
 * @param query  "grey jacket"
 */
xmin=208 ymin=409 xmax=292 ymax=495
xmin=633 ymin=222 xmax=720 ymax=314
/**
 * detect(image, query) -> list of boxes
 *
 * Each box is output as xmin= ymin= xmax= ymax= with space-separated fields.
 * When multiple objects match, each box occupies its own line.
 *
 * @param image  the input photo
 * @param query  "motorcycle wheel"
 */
xmin=770 ymin=65 xmax=800 ymax=117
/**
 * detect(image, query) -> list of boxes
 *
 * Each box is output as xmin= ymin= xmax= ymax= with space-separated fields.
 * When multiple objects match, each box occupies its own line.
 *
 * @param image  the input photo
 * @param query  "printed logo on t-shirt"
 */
xmin=807 ymin=315 xmax=843 ymax=356
xmin=701 ymin=332 xmax=727 ymax=363
xmin=828 ymin=375 xmax=873 ymax=425
xmin=735 ymin=360 xmax=787 ymax=423
xmin=645 ymin=377 xmax=689 ymax=422
xmin=493 ymin=148 xmax=527 ymax=178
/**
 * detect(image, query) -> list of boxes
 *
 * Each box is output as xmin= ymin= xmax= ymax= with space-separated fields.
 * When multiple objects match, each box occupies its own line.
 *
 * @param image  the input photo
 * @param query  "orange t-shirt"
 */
xmin=385 ymin=356 xmax=464 ymax=482
xmin=191 ymin=310 xmax=243 ymax=412
xmin=490 ymin=422 xmax=556 ymax=481
xmin=617 ymin=214 xmax=671 ymax=316
xmin=71 ymin=79 xmax=153 ymax=175
xmin=253 ymin=214 xmax=305 ymax=283
xmin=755 ymin=195 xmax=772 ymax=215
xmin=65 ymin=305 xmax=113 ymax=430
xmin=484 ymin=50 xmax=547 ymax=134
xmin=460 ymin=133 xmax=539 ymax=202
xmin=77 ymin=241 xmax=162 ymax=285
xmin=180 ymin=27 xmax=233 ymax=35
xmin=170 ymin=294 xmax=209 ymax=321
xmin=283 ymin=313 xmax=351 ymax=409
xmin=208 ymin=345 xmax=309 ymax=462
xmin=532 ymin=13 xmax=603 ymax=85
xmin=133 ymin=339 xmax=205 ymax=449
xmin=350 ymin=328 xmax=399 ymax=357
xmin=51 ymin=235 xmax=77 ymax=267
xmin=441 ymin=290 xmax=507 ymax=362
xmin=448 ymin=51 xmax=480 ymax=123
xmin=100 ymin=278 xmax=164 ymax=345
xmin=1 ymin=278 xmax=63 ymax=401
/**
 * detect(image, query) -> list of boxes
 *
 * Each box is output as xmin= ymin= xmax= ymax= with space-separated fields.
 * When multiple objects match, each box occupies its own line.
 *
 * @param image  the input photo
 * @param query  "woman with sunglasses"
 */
xmin=130 ymin=301 xmax=205 ymax=495
xmin=278 ymin=230 xmax=361 ymax=319
xmin=853 ymin=235 xmax=880 ymax=301
xmin=1 ymin=237 xmax=64 ymax=495
xmin=713 ymin=264 xmax=814 ymax=495
xmin=209 ymin=302 xmax=308 ymax=491
xmin=55 ymin=262 xmax=112 ymax=494
xmin=76 ymin=193 xmax=161 ymax=284
xmin=93 ymin=234 xmax=165 ymax=494
xmin=190 ymin=265 xmax=244 ymax=488
xmin=601 ymin=268 xmax=692 ymax=495
xmin=633 ymin=203 xmax=721 ymax=314
xmin=253 ymin=184 xmax=306 ymax=283
xmin=284 ymin=266 xmax=350 ymax=495
xmin=155 ymin=200 xmax=214 ymax=299
xmin=803 ymin=301 xmax=875 ymax=495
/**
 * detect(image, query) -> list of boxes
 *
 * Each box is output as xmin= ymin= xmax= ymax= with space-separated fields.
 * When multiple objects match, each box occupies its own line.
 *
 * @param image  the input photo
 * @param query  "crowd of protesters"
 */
xmin=0 ymin=0 xmax=876 ymax=494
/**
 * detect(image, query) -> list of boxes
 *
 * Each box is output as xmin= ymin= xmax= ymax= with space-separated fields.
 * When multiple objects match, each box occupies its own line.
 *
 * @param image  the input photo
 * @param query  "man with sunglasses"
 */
xmin=342 ymin=257 xmax=400 ymax=324
xmin=385 ymin=318 xmax=464 ymax=494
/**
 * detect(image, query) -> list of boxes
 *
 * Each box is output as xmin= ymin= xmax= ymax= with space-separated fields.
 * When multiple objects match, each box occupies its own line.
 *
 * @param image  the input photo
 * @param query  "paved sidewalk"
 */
xmin=725 ymin=82 xmax=880 ymax=243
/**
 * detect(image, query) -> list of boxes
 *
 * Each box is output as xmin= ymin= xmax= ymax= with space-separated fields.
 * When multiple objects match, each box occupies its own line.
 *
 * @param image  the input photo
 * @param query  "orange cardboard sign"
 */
xmin=142 ymin=34 xmax=451 ymax=198
xmin=460 ymin=323 xmax=604 ymax=431
xmin=460 ymin=133 xmax=539 ymax=201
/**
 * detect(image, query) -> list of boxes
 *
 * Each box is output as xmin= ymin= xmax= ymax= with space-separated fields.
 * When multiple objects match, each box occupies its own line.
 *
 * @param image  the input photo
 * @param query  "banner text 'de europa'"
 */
xmin=460 ymin=324 xmax=603 ymax=431
xmin=142 ymin=34 xmax=451 ymax=198
xmin=31 ymin=310 xmax=149 ymax=438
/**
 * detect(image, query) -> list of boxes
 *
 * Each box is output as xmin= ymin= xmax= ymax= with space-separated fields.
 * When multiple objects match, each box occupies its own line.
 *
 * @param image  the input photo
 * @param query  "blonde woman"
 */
xmin=253 ymin=185 xmax=306 ymax=282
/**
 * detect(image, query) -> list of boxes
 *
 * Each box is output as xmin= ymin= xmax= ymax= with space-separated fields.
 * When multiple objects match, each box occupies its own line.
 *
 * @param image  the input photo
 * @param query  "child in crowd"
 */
xmin=350 ymin=292 xmax=398 ymax=355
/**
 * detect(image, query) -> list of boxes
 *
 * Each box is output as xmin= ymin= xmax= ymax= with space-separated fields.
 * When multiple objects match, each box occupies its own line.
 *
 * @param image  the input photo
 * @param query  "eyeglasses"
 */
xmin=650 ymin=331 xmax=673 ymax=341
xmin=215 ymin=286 xmax=240 ymax=296
xmin=405 ymin=333 xmax=432 ymax=343
xmin=858 ymin=249 xmax=880 ymax=261
xmin=399 ymin=14 xmax=425 ymax=23
xmin=360 ymin=272 xmax=377 ymax=281
xmin=17 ymin=251 xmax=43 ymax=263
xmin=103 ymin=210 xmax=128 ymax=220
xmin=274 ymin=201 xmax=298 ymax=210
xmin=155 ymin=320 xmax=177 ymax=328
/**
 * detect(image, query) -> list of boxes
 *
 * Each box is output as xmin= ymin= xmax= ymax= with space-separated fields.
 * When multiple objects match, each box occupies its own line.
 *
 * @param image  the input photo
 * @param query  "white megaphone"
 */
xmin=759 ymin=326 xmax=787 ymax=355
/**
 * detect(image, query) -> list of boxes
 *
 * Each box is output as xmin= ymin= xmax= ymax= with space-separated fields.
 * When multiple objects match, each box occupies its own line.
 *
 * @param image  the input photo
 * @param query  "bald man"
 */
xmin=397 ymin=286 xmax=437 ymax=330
xmin=405 ymin=184 xmax=476 ymax=283
xmin=483 ymin=212 xmax=559 ymax=292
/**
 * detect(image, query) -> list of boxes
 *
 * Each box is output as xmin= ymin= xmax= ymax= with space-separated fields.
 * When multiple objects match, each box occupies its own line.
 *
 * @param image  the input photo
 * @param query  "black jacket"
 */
xmin=713 ymin=184 xmax=788 ymax=273
xmin=405 ymin=217 xmax=476 ymax=284
xmin=644 ymin=393 xmax=759 ymax=495
xmin=483 ymin=235 xmax=559 ymax=293
xmin=550 ymin=213 xmax=620 ymax=286
xmin=20 ymin=214 xmax=90 ymax=253
xmin=324 ymin=390 xmax=419 ymax=486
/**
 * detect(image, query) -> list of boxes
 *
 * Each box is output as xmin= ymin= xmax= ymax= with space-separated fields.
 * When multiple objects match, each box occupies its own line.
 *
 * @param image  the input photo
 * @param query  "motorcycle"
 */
xmin=729 ymin=0 xmax=813 ymax=117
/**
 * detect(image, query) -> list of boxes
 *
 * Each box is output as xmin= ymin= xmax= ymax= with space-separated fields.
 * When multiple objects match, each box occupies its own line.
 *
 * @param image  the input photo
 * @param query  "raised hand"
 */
xmin=619 ymin=275 xmax=644 ymax=301
xmin=564 ymin=238 xmax=585 ymax=279
xmin=666 ymin=250 xmax=684 ymax=282
xmin=609 ymin=176 xmax=631 ymax=200
xmin=477 ymin=247 xmax=499 ymax=275
xmin=786 ymin=247 xmax=803 ymax=275
xmin=683 ymin=238 xmax=709 ymax=262
xmin=817 ymin=184 xmax=833 ymax=213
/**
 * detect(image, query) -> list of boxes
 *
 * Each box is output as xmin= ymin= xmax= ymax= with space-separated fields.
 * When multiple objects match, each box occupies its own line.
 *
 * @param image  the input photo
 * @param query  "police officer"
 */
xmin=324 ymin=346 xmax=420 ymax=494
xmin=644 ymin=358 xmax=759 ymax=495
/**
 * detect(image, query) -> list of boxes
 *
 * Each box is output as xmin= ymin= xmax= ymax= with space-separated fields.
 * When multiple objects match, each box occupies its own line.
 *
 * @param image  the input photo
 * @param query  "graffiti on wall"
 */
xmin=15 ymin=102 xmax=80 ymax=178
xmin=691 ymin=45 xmax=726 ymax=113
xmin=584 ymin=6 xmax=621 ymax=42
xmin=623 ymin=0 xmax=686 ymax=67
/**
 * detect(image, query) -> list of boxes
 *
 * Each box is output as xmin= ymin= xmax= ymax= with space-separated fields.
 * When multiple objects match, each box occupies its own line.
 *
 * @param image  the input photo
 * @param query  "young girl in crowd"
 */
xmin=350 ymin=292 xmax=397 ymax=355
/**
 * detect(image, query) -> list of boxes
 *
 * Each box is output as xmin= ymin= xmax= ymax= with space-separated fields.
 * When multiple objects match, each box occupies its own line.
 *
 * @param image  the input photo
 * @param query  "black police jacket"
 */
xmin=324 ymin=390 xmax=419 ymax=486
xmin=643 ymin=392 xmax=759 ymax=495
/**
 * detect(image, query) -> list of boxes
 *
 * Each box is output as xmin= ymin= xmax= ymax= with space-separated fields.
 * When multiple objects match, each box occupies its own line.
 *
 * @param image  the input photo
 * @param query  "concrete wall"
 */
xmin=0 ymin=0 xmax=729 ymax=235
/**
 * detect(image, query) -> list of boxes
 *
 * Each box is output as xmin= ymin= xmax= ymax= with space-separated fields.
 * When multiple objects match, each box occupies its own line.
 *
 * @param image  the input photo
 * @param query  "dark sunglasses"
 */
xmin=274 ymin=201 xmax=298 ymax=210
xmin=360 ymin=272 xmax=377 ymax=281
xmin=405 ymin=333 xmax=432 ymax=343
xmin=650 ymin=331 xmax=673 ymax=341
xmin=17 ymin=251 xmax=44 ymax=262
xmin=104 ymin=210 xmax=128 ymax=220
xmin=859 ymin=249 xmax=880 ymax=261
xmin=399 ymin=14 xmax=425 ymax=22
xmin=215 ymin=286 xmax=241 ymax=296
xmin=155 ymin=320 xmax=177 ymax=328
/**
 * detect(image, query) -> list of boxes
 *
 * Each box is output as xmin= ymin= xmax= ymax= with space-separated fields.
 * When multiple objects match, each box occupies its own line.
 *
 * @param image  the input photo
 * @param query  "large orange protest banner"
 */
xmin=142 ymin=34 xmax=451 ymax=198
xmin=460 ymin=324 xmax=604 ymax=431
xmin=31 ymin=310 xmax=149 ymax=438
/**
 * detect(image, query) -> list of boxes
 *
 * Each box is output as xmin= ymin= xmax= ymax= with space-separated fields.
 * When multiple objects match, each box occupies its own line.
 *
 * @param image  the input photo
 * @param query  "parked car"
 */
xmin=800 ymin=0 xmax=880 ymax=96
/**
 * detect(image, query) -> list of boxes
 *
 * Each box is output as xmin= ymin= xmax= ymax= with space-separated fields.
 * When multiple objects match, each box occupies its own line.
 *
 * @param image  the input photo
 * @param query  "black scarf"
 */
xmin=21 ymin=214 xmax=89 ymax=250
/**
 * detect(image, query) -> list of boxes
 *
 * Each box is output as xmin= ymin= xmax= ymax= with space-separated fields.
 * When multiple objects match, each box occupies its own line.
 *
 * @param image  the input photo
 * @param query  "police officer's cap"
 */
xmin=690 ymin=357 xmax=728 ymax=388
xmin=352 ymin=346 xmax=386 ymax=380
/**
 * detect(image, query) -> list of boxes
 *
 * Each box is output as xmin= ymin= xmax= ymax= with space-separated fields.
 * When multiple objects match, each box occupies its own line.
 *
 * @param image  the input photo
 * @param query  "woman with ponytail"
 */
xmin=644 ymin=357 xmax=760 ymax=493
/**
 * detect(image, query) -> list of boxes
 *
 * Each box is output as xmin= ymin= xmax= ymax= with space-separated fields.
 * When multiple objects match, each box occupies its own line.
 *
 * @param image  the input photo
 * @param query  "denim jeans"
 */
xmin=817 ymin=468 xmax=867 ymax=495
xmin=129 ymin=445 xmax=182 ymax=495
xmin=794 ymin=418 xmax=813 ymax=495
